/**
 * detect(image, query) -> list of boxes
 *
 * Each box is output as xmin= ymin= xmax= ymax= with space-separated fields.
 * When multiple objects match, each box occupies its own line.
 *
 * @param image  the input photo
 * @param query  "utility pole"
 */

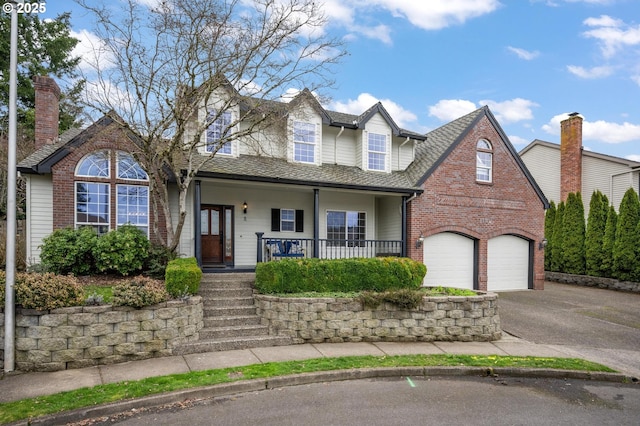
xmin=4 ymin=0 xmax=22 ymax=373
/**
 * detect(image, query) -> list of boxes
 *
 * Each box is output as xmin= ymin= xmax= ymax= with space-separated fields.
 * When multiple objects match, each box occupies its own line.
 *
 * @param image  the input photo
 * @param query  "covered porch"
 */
xmin=189 ymin=179 xmax=418 ymax=271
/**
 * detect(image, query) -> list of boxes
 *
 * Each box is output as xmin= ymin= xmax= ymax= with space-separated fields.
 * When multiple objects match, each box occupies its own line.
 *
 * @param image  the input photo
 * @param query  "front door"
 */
xmin=201 ymin=205 xmax=234 ymax=265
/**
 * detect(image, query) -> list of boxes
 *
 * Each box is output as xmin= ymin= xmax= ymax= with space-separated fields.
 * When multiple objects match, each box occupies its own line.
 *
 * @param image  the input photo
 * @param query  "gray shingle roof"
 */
xmin=406 ymin=107 xmax=485 ymax=185
xmin=196 ymin=154 xmax=421 ymax=193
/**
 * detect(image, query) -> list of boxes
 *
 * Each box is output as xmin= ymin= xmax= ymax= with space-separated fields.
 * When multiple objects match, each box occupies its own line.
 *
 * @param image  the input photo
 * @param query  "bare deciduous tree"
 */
xmin=76 ymin=0 xmax=345 ymax=250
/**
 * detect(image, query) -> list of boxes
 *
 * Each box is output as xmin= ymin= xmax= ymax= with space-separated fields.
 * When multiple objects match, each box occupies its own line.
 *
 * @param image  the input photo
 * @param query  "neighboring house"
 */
xmin=19 ymin=76 xmax=548 ymax=291
xmin=519 ymin=114 xmax=640 ymax=215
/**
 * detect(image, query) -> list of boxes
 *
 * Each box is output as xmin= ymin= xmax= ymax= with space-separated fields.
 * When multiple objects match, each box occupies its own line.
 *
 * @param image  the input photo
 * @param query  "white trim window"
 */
xmin=206 ymin=110 xmax=233 ymax=154
xmin=75 ymin=182 xmax=110 ymax=234
xmin=293 ymin=121 xmax=316 ymax=163
xmin=117 ymin=185 xmax=149 ymax=235
xmin=326 ymin=210 xmax=366 ymax=247
xmin=280 ymin=208 xmax=295 ymax=231
xmin=367 ymin=132 xmax=387 ymax=171
xmin=74 ymin=150 xmax=150 ymax=236
xmin=476 ymin=139 xmax=493 ymax=183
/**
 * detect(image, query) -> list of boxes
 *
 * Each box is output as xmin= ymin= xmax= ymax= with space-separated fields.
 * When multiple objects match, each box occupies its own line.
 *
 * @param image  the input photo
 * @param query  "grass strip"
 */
xmin=0 ymin=354 xmax=615 ymax=424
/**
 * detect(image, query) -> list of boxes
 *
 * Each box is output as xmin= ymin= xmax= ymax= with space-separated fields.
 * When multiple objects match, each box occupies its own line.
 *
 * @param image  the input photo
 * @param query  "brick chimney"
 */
xmin=33 ymin=75 xmax=61 ymax=150
xmin=560 ymin=113 xmax=583 ymax=202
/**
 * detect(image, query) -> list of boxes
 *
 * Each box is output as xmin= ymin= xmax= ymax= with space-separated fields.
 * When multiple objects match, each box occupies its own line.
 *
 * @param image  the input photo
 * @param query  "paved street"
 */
xmin=81 ymin=376 xmax=640 ymax=426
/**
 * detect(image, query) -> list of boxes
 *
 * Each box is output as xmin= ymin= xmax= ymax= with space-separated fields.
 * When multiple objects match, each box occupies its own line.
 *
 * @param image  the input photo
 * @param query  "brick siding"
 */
xmin=406 ymin=115 xmax=546 ymax=290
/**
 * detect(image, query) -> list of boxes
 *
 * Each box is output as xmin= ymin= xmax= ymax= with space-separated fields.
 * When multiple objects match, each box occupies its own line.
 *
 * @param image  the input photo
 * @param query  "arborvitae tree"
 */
xmin=550 ymin=201 xmax=565 ymax=272
xmin=561 ymin=192 xmax=586 ymax=275
xmin=544 ymin=201 xmax=556 ymax=271
xmin=601 ymin=205 xmax=617 ymax=278
xmin=585 ymin=191 xmax=608 ymax=276
xmin=612 ymin=188 xmax=640 ymax=281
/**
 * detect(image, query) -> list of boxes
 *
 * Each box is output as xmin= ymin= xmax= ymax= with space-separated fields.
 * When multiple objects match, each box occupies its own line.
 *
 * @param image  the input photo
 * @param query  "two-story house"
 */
xmin=519 ymin=113 xmax=640 ymax=216
xmin=19 ymin=76 xmax=548 ymax=291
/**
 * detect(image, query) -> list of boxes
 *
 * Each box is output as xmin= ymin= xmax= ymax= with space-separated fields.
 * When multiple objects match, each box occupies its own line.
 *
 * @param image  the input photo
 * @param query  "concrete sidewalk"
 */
xmin=2 ymin=333 xmax=638 ymax=405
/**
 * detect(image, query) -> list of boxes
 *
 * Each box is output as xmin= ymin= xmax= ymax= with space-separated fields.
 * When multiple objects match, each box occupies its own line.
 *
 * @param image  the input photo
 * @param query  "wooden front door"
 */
xmin=201 ymin=205 xmax=234 ymax=265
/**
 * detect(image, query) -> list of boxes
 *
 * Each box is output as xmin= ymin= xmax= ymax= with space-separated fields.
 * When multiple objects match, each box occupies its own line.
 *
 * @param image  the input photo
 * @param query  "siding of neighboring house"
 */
xmin=518 ymin=143 xmax=561 ymax=204
xmin=25 ymin=174 xmax=53 ymax=264
xmin=583 ymin=155 xmax=639 ymax=212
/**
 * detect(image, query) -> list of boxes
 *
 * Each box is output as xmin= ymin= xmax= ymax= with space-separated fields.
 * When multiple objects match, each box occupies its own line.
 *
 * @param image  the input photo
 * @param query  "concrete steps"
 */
xmin=175 ymin=272 xmax=292 ymax=355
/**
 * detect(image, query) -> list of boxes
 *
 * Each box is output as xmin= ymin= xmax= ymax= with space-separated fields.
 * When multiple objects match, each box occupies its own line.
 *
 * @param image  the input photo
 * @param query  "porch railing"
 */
xmin=256 ymin=233 xmax=403 ymax=262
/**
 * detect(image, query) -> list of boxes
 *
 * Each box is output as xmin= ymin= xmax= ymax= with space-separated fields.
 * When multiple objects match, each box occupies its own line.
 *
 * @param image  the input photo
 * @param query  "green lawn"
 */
xmin=0 ymin=354 xmax=616 ymax=424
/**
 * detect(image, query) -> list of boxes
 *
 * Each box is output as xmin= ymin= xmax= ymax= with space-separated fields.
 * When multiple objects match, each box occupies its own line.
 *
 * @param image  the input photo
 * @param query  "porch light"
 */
xmin=415 ymin=234 xmax=425 ymax=249
xmin=243 ymin=201 xmax=248 ymax=214
xmin=538 ymin=238 xmax=548 ymax=250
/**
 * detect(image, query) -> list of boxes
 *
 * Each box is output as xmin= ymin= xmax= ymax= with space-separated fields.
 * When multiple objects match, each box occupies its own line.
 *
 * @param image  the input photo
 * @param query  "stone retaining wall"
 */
xmin=0 ymin=296 xmax=203 ymax=372
xmin=254 ymin=293 xmax=501 ymax=344
xmin=546 ymin=272 xmax=640 ymax=293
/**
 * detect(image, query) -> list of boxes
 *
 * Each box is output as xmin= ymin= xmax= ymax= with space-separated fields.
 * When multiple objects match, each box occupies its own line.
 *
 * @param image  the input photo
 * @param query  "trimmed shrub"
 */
xmin=585 ymin=191 xmax=608 ymax=277
xmin=14 ymin=272 xmax=85 ymax=310
xmin=111 ymin=276 xmax=169 ymax=308
xmin=544 ymin=201 xmax=556 ymax=271
xmin=561 ymin=192 xmax=585 ymax=275
xmin=601 ymin=205 xmax=617 ymax=278
xmin=165 ymin=257 xmax=202 ymax=297
xmin=255 ymin=257 xmax=426 ymax=294
xmin=613 ymin=188 xmax=640 ymax=281
xmin=39 ymin=227 xmax=98 ymax=276
xmin=550 ymin=201 xmax=565 ymax=272
xmin=359 ymin=288 xmax=424 ymax=310
xmin=93 ymin=225 xmax=150 ymax=276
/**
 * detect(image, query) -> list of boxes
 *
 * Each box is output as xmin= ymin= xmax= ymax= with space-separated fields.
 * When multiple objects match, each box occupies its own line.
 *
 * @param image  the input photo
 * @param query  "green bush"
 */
xmin=111 ymin=276 xmax=168 ymax=308
xmin=14 ymin=272 xmax=85 ymax=310
xmin=255 ymin=257 xmax=426 ymax=294
xmin=39 ymin=227 xmax=98 ymax=276
xmin=600 ymin=205 xmax=617 ymax=278
xmin=93 ymin=225 xmax=150 ymax=276
xmin=550 ymin=201 xmax=565 ymax=272
xmin=585 ymin=191 xmax=608 ymax=277
xmin=165 ymin=257 xmax=202 ymax=297
xmin=613 ymin=188 xmax=640 ymax=281
xmin=144 ymin=243 xmax=177 ymax=279
xmin=561 ymin=192 xmax=585 ymax=275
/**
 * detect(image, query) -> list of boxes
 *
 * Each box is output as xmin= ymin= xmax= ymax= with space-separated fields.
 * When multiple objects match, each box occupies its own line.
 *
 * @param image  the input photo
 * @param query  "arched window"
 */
xmin=74 ymin=151 xmax=149 ymax=236
xmin=476 ymin=139 xmax=493 ymax=183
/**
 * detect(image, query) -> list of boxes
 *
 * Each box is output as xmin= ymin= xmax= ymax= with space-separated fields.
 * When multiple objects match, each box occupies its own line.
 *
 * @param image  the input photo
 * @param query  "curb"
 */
xmin=12 ymin=367 xmax=638 ymax=426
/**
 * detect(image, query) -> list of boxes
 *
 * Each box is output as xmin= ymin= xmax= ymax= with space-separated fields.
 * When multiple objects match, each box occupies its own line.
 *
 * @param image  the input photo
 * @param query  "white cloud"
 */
xmin=366 ymin=0 xmax=501 ymax=31
xmin=328 ymin=93 xmax=417 ymax=128
xmin=626 ymin=154 xmax=640 ymax=162
xmin=70 ymin=29 xmax=116 ymax=72
xmin=582 ymin=15 xmax=640 ymax=58
xmin=542 ymin=113 xmax=640 ymax=144
xmin=567 ymin=65 xmax=614 ymax=79
xmin=428 ymin=99 xmax=478 ymax=122
xmin=632 ymin=75 xmax=640 ymax=86
xmin=479 ymin=98 xmax=538 ymax=124
xmin=507 ymin=46 xmax=540 ymax=60
xmin=508 ymin=135 xmax=530 ymax=145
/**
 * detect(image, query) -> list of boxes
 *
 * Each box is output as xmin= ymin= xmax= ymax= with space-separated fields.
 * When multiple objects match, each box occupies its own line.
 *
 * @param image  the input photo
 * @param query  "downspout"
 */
xmin=334 ymin=126 xmax=344 ymax=164
xmin=402 ymin=192 xmax=418 ymax=257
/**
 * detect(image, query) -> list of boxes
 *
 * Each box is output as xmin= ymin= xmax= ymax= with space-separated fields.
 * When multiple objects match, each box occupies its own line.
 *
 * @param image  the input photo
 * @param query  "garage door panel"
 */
xmin=488 ymin=235 xmax=530 ymax=291
xmin=423 ymin=233 xmax=474 ymax=290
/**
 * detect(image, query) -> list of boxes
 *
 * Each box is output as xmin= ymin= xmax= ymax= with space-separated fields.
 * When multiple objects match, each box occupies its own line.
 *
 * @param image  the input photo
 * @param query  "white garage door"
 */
xmin=423 ymin=232 xmax=475 ymax=290
xmin=487 ymin=235 xmax=530 ymax=291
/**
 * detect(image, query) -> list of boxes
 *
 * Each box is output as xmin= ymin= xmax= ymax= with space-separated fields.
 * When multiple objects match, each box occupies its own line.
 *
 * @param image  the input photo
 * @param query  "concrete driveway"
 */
xmin=498 ymin=281 xmax=640 ymax=377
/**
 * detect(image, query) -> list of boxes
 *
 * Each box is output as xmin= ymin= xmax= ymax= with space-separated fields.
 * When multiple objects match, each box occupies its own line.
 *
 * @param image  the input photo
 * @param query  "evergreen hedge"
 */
xmin=600 ymin=205 xmax=617 ymax=278
xmin=255 ymin=257 xmax=426 ymax=294
xmin=585 ymin=191 xmax=608 ymax=276
xmin=613 ymin=188 xmax=640 ymax=281
xmin=550 ymin=201 xmax=565 ymax=272
xmin=165 ymin=257 xmax=202 ymax=297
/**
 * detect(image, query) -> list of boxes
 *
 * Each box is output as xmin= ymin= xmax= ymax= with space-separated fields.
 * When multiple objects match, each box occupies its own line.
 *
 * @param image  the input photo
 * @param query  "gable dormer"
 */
xmin=286 ymin=90 xmax=330 ymax=166
xmin=355 ymin=103 xmax=400 ymax=173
